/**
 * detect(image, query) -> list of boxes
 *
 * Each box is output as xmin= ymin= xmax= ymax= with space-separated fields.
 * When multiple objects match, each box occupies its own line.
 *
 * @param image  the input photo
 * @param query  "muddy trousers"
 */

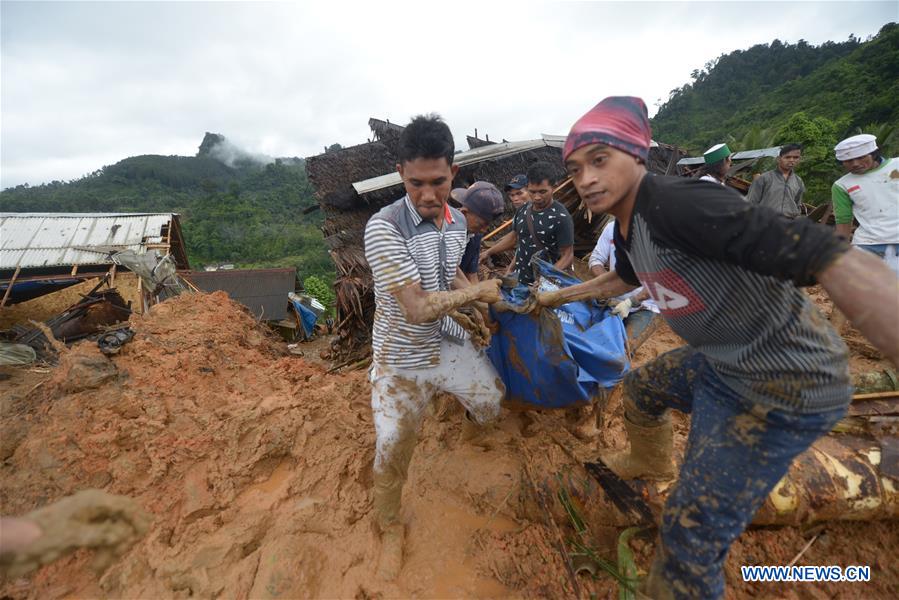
xmin=625 ymin=347 xmax=847 ymax=600
xmin=370 ymin=339 xmax=505 ymax=531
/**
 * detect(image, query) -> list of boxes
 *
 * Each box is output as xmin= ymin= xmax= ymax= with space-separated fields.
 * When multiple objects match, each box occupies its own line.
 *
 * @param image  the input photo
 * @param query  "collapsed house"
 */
xmin=305 ymin=119 xmax=684 ymax=360
xmin=0 ymin=212 xmax=190 ymax=309
xmin=0 ymin=213 xmax=191 ymax=359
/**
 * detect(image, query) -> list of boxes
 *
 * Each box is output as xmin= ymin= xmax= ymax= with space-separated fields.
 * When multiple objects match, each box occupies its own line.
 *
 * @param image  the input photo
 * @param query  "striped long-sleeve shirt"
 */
xmin=364 ymin=195 xmax=469 ymax=369
xmin=613 ymin=174 xmax=852 ymax=413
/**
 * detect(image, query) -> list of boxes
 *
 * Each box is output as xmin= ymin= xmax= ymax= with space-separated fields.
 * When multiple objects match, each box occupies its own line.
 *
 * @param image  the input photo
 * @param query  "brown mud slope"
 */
xmin=1 ymin=288 xmax=897 ymax=599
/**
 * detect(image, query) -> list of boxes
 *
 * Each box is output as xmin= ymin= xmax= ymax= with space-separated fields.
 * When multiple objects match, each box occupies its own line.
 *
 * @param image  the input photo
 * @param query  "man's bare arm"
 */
xmin=817 ymin=247 xmax=899 ymax=367
xmin=481 ymin=231 xmax=517 ymax=261
xmin=590 ymin=264 xmax=609 ymax=278
xmin=554 ymin=245 xmax=574 ymax=272
xmin=537 ymin=270 xmax=637 ymax=307
xmin=453 ymin=266 xmax=473 ymax=289
xmin=393 ymin=279 xmax=501 ymax=324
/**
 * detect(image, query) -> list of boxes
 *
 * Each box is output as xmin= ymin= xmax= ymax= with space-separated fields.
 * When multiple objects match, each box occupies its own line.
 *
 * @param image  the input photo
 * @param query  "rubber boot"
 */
xmin=373 ymin=468 xmax=405 ymax=580
xmin=600 ymin=415 xmax=676 ymax=480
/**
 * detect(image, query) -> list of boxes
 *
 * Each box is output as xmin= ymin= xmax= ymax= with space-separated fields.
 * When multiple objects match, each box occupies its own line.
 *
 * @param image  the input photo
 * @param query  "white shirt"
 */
xmin=700 ymin=174 xmax=725 ymax=185
xmin=833 ymin=157 xmax=899 ymax=246
xmin=588 ymin=221 xmax=659 ymax=313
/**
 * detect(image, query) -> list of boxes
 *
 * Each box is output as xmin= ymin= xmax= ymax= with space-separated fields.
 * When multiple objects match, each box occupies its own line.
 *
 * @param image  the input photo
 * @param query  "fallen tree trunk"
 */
xmin=539 ymin=433 xmax=898 ymax=529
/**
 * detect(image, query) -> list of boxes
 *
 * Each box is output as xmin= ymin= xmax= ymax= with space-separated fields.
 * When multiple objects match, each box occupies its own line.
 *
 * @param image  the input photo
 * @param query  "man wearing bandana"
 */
xmin=538 ymin=96 xmax=899 ymax=599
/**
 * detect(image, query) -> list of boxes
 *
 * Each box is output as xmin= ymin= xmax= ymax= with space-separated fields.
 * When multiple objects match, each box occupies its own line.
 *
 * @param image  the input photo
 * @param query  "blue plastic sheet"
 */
xmin=290 ymin=299 xmax=319 ymax=337
xmin=486 ymin=259 xmax=629 ymax=409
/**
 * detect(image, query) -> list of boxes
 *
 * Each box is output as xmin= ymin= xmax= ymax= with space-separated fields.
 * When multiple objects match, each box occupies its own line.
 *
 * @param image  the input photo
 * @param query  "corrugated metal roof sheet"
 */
xmin=353 ymin=138 xmax=553 ymax=195
xmin=181 ymin=268 xmax=297 ymax=321
xmin=677 ymin=146 xmax=782 ymax=166
xmin=0 ymin=213 xmax=177 ymax=270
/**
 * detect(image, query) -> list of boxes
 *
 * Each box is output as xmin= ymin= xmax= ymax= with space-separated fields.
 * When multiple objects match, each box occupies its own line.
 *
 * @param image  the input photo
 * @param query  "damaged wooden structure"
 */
xmin=305 ymin=119 xmax=683 ymax=360
xmin=0 ymin=212 xmax=189 ymax=310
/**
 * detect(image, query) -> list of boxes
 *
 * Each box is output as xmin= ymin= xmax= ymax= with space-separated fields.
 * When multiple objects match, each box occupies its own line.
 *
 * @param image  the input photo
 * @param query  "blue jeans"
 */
xmin=624 ymin=347 xmax=848 ymax=599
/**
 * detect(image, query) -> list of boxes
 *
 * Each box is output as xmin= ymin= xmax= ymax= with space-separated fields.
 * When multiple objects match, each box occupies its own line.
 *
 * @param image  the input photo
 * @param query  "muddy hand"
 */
xmin=473 ymin=279 xmax=502 ymax=304
xmin=0 ymin=489 xmax=151 ymax=578
xmin=449 ymin=309 xmax=491 ymax=348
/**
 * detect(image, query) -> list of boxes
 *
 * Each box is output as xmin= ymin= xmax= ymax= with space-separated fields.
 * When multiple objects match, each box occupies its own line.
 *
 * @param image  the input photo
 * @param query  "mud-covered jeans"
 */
xmin=625 ymin=346 xmax=847 ymax=600
xmin=369 ymin=339 xmax=504 ymax=529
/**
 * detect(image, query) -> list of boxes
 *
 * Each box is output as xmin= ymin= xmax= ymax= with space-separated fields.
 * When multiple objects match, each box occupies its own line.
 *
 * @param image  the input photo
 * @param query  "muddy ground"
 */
xmin=1 ymin=288 xmax=896 ymax=599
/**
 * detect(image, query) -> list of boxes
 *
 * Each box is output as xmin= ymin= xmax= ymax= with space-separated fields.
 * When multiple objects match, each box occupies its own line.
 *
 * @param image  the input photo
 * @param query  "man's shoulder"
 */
xmin=367 ymin=196 xmax=408 ymax=227
xmin=550 ymin=200 xmax=572 ymax=216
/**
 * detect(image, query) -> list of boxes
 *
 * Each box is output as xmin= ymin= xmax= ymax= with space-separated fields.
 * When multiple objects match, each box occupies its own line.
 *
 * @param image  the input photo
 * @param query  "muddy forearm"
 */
xmin=541 ymin=271 xmax=635 ymax=306
xmin=398 ymin=286 xmax=485 ymax=324
xmin=818 ymin=248 xmax=899 ymax=367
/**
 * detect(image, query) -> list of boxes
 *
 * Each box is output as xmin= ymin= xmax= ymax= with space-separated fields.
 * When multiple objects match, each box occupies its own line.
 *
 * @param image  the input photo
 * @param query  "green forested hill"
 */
xmin=652 ymin=22 xmax=898 ymax=202
xmin=0 ymin=134 xmax=333 ymax=279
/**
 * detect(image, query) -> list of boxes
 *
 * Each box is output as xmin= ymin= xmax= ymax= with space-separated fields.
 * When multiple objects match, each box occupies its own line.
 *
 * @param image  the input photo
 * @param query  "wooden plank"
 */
xmin=1 ymin=266 xmax=22 ymax=309
xmin=70 ymin=264 xmax=79 ymax=276
xmin=852 ymin=391 xmax=899 ymax=402
xmin=482 ymin=219 xmax=512 ymax=242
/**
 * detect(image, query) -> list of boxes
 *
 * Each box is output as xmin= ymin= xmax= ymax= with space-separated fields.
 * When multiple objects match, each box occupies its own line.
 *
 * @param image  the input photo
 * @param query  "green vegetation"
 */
xmin=0 ymin=137 xmax=333 ymax=279
xmin=303 ymin=275 xmax=336 ymax=317
xmin=652 ymin=22 xmax=898 ymax=203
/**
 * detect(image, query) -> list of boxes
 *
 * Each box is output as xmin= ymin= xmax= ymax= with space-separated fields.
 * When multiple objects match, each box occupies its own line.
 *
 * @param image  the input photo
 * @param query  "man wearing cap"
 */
xmin=538 ymin=96 xmax=899 ymax=599
xmin=746 ymin=143 xmax=806 ymax=216
xmin=504 ymin=173 xmax=530 ymax=210
xmin=452 ymin=182 xmax=506 ymax=283
xmin=699 ymin=143 xmax=732 ymax=185
xmin=481 ymin=162 xmax=574 ymax=284
xmin=833 ymin=134 xmax=899 ymax=275
xmin=476 ymin=175 xmax=530 ymax=275
xmin=364 ymin=115 xmax=506 ymax=580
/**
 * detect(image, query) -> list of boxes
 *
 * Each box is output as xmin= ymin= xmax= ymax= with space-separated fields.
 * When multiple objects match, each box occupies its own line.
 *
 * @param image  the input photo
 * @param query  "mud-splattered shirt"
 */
xmin=512 ymin=200 xmax=574 ymax=284
xmin=613 ymin=174 xmax=852 ymax=413
xmin=365 ymin=195 xmax=469 ymax=369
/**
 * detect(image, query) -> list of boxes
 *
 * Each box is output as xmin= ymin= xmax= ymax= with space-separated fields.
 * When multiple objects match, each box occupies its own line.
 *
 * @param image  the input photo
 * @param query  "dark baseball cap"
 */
xmin=452 ymin=181 xmax=504 ymax=223
xmin=504 ymin=174 xmax=528 ymax=191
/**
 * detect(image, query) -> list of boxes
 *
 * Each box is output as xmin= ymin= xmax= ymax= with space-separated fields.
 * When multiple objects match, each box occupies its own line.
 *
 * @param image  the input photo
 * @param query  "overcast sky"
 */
xmin=1 ymin=1 xmax=894 ymax=189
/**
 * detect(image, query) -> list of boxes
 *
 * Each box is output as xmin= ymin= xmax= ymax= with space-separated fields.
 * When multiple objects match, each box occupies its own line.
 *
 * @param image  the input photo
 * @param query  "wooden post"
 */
xmin=136 ymin=276 xmax=144 ymax=314
xmin=70 ymin=264 xmax=79 ymax=276
xmin=109 ymin=264 xmax=117 ymax=286
xmin=1 ymin=266 xmax=21 ymax=309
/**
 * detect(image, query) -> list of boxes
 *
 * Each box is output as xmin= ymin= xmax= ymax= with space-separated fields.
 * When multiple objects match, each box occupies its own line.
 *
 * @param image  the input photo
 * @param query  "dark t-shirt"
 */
xmin=512 ymin=200 xmax=574 ymax=284
xmin=613 ymin=174 xmax=851 ymax=413
xmin=460 ymin=233 xmax=482 ymax=275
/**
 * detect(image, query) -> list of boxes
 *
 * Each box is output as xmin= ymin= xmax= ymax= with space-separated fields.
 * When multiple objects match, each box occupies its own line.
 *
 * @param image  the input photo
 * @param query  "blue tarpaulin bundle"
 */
xmin=290 ymin=298 xmax=319 ymax=337
xmin=486 ymin=260 xmax=629 ymax=409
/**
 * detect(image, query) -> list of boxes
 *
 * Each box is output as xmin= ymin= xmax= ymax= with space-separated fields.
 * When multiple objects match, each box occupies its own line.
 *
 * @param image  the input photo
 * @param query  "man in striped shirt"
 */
xmin=539 ymin=97 xmax=899 ymax=599
xmin=363 ymin=115 xmax=505 ymax=580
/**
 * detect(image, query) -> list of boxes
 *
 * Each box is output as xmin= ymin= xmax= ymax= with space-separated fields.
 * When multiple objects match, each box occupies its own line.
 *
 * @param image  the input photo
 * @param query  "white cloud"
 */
xmin=0 ymin=1 xmax=894 ymax=188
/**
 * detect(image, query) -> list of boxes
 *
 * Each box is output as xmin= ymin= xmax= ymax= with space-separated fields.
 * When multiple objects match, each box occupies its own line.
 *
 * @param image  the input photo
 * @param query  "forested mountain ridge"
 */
xmin=652 ymin=22 xmax=897 ymax=150
xmin=0 ymin=133 xmax=332 ymax=278
xmin=651 ymin=22 xmax=897 ymax=203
